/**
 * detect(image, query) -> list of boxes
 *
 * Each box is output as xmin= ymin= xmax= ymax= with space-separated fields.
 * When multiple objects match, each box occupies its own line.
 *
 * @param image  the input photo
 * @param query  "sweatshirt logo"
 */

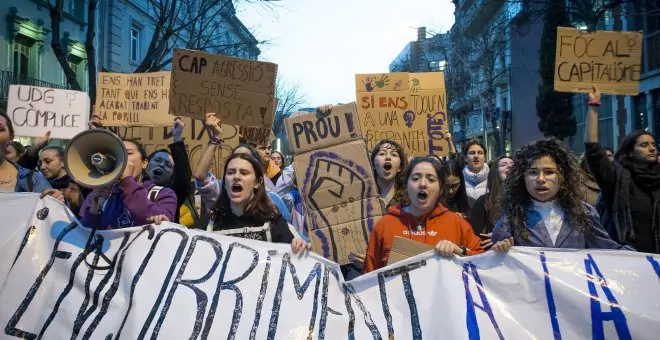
xmin=402 ymin=229 xmax=438 ymax=237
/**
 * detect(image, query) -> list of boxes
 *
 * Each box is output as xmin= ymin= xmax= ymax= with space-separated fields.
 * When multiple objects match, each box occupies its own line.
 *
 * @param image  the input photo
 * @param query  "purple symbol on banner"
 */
xmin=403 ymin=110 xmax=415 ymax=128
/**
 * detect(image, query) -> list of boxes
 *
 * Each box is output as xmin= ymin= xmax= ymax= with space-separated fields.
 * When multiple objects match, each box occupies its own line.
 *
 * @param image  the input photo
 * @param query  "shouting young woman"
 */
xmin=364 ymin=156 xmax=483 ymax=272
xmin=370 ymin=139 xmax=408 ymax=210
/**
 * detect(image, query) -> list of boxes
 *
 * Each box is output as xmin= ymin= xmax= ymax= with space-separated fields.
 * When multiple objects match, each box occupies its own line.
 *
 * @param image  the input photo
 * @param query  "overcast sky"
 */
xmin=237 ymin=0 xmax=456 ymax=109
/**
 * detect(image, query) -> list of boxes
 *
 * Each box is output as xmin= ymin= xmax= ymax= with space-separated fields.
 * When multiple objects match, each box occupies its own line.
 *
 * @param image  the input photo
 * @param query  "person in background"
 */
xmin=204 ymin=152 xmax=306 ymax=247
xmin=462 ymin=139 xmax=489 ymax=206
xmin=469 ymin=156 xmax=513 ymax=249
xmin=5 ymin=141 xmax=25 ymax=163
xmin=371 ymin=139 xmax=408 ymax=210
xmin=491 ymin=139 xmax=627 ymax=251
xmin=271 ymin=151 xmax=285 ymax=169
xmin=0 ymin=111 xmax=51 ymax=194
xmin=250 ymin=141 xmax=281 ymax=183
xmin=604 ymin=147 xmax=615 ymax=162
xmin=579 ymin=154 xmax=601 ymax=207
xmin=442 ymin=158 xmax=471 ymax=218
xmin=585 ymin=85 xmax=660 ymax=254
xmin=79 ymin=139 xmax=177 ymax=229
xmin=364 ymin=156 xmax=483 ymax=273
xmin=194 ymin=113 xmax=291 ymax=222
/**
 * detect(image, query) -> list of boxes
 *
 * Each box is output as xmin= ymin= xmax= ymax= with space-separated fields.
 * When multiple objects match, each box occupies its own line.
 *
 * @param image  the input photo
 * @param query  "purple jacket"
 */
xmin=80 ymin=178 xmax=177 ymax=229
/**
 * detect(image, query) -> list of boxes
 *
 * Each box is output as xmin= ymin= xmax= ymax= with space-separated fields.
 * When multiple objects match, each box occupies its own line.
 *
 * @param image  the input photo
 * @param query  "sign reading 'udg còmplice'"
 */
xmin=6 ymin=85 xmax=89 ymax=139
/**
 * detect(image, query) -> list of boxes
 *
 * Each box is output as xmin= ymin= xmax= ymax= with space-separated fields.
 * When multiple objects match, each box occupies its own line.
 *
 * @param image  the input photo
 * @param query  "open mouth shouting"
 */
xmin=417 ymin=190 xmax=429 ymax=202
xmin=230 ymin=182 xmax=244 ymax=198
xmin=152 ymin=168 xmax=165 ymax=176
xmin=383 ymin=162 xmax=393 ymax=172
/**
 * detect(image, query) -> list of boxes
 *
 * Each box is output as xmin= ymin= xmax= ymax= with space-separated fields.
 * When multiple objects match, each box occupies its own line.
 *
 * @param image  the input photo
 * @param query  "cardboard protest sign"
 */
xmin=555 ymin=27 xmax=643 ymax=95
xmin=2 ymin=195 xmax=659 ymax=339
xmin=387 ymin=236 xmax=433 ymax=265
xmin=356 ymin=72 xmax=449 ymax=157
xmin=285 ymin=103 xmax=382 ymax=264
xmin=105 ymin=118 xmax=239 ymax=177
xmin=6 ymin=85 xmax=89 ymax=139
xmin=170 ymin=49 xmax=277 ymax=128
xmin=96 ymin=72 xmax=171 ymax=126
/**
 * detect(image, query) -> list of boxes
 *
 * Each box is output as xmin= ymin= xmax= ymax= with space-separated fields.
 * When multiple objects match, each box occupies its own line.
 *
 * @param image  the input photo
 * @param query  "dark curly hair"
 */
xmin=370 ymin=139 xmax=408 ymax=206
xmin=484 ymin=156 xmax=513 ymax=229
xmin=502 ymin=139 xmax=590 ymax=242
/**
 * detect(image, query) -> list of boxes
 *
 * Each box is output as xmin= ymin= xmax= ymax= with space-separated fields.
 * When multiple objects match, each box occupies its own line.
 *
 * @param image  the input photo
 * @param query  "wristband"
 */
xmin=209 ymin=137 xmax=223 ymax=146
xmin=587 ymin=100 xmax=601 ymax=107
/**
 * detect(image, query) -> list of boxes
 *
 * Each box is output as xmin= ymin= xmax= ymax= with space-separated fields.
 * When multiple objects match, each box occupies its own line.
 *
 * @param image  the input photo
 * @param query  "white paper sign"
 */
xmin=0 ymin=193 xmax=659 ymax=339
xmin=7 ymin=85 xmax=90 ymax=139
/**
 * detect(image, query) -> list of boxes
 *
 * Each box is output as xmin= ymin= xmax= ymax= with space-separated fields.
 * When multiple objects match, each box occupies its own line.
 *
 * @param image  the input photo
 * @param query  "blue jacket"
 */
xmin=492 ymin=202 xmax=629 ymax=250
xmin=12 ymin=162 xmax=51 ymax=193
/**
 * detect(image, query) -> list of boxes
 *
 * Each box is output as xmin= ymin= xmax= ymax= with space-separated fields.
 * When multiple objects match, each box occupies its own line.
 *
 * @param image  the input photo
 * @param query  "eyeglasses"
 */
xmin=524 ymin=168 xmax=558 ymax=179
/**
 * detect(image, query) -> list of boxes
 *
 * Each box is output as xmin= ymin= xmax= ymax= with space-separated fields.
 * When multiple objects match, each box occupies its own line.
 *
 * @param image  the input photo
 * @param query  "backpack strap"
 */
xmin=148 ymin=186 xmax=164 ymax=202
xmin=27 ymin=170 xmax=35 ymax=192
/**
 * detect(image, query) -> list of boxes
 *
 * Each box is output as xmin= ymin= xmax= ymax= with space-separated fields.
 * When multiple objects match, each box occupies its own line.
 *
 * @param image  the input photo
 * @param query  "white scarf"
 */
xmin=531 ymin=199 xmax=565 ymax=245
xmin=463 ymin=164 xmax=489 ymax=201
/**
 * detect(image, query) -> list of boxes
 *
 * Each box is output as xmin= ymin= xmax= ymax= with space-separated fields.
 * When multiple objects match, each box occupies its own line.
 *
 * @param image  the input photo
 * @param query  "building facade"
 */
xmin=389 ymin=27 xmax=449 ymax=73
xmin=1 ymin=0 xmax=260 ymax=145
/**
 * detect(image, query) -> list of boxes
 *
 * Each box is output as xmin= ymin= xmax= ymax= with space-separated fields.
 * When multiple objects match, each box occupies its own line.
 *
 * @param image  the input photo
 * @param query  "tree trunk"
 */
xmin=86 ymin=0 xmax=98 ymax=109
xmin=49 ymin=0 xmax=82 ymax=90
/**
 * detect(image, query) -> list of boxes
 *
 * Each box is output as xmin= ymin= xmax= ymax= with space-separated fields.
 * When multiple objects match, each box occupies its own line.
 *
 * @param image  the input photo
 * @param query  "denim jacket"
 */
xmin=12 ymin=162 xmax=51 ymax=193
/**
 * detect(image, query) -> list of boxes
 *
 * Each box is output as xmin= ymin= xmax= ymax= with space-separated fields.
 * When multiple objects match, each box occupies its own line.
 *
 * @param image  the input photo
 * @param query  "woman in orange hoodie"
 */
xmin=364 ymin=156 xmax=484 ymax=273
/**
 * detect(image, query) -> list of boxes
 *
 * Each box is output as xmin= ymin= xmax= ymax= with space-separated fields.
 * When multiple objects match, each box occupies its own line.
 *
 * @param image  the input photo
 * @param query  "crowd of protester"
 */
xmin=1 ymin=85 xmax=658 ymax=278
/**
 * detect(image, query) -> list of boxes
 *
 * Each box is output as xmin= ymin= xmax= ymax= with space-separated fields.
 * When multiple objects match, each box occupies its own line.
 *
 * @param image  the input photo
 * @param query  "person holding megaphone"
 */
xmin=77 ymin=135 xmax=178 ymax=229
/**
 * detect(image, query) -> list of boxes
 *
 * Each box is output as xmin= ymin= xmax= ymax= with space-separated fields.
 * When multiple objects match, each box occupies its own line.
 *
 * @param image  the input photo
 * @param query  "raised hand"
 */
xmin=588 ymin=84 xmax=601 ymax=106
xmin=89 ymin=106 xmax=102 ymax=129
xmin=172 ymin=117 xmax=184 ymax=142
xmin=205 ymin=113 xmax=222 ymax=139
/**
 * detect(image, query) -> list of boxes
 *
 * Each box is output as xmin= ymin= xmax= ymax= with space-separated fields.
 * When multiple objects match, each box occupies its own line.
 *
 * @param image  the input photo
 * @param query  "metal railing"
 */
xmin=0 ymin=70 xmax=69 ymax=101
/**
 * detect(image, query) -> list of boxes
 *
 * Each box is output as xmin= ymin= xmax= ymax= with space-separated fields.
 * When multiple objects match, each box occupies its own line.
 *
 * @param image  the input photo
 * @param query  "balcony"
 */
xmin=0 ymin=70 xmax=69 ymax=102
xmin=461 ymin=0 xmax=505 ymax=37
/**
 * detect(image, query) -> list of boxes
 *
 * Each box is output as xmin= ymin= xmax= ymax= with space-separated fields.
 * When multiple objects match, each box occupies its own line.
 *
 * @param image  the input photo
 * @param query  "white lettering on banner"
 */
xmin=0 ymin=194 xmax=659 ymax=339
xmin=6 ymin=85 xmax=90 ymax=139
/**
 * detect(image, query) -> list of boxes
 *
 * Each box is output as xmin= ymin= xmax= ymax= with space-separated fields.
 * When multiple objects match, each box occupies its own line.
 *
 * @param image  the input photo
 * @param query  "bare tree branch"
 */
xmin=48 ymin=0 xmax=82 ymax=91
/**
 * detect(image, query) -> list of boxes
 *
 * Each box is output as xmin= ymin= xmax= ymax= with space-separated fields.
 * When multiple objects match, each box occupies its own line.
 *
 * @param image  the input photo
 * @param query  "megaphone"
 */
xmin=65 ymin=129 xmax=128 ymax=188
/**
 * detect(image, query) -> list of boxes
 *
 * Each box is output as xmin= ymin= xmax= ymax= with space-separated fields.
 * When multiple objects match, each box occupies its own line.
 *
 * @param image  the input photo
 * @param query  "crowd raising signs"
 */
xmin=1 ymin=195 xmax=659 ymax=339
xmin=355 ymin=72 xmax=449 ymax=157
xmin=6 ymin=85 xmax=89 ymax=139
xmin=170 ymin=49 xmax=278 ymax=128
xmin=96 ymin=72 xmax=171 ymax=126
xmin=554 ymin=27 xmax=643 ymax=96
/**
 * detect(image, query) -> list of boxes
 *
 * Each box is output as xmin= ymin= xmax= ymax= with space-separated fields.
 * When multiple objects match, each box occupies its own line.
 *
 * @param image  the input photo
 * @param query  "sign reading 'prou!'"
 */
xmin=169 ymin=49 xmax=278 ymax=128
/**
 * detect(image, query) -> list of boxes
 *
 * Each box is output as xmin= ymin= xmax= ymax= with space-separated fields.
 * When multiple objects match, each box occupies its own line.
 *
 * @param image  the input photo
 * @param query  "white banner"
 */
xmin=0 ymin=193 xmax=658 ymax=339
xmin=7 ymin=85 xmax=90 ymax=139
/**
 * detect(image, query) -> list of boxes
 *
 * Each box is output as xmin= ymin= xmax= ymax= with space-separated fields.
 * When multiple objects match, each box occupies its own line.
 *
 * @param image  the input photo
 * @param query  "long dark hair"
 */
xmin=370 ymin=139 xmax=408 ymax=205
xmin=0 ymin=110 xmax=15 ymax=140
xmin=502 ymin=139 xmax=589 ymax=242
xmin=271 ymin=150 xmax=285 ymax=167
xmin=484 ymin=156 xmax=512 ymax=229
xmin=212 ymin=153 xmax=278 ymax=226
xmin=123 ymin=139 xmax=148 ymax=180
xmin=615 ymin=130 xmax=654 ymax=166
xmin=402 ymin=156 xmax=447 ymax=207
xmin=442 ymin=158 xmax=470 ymax=215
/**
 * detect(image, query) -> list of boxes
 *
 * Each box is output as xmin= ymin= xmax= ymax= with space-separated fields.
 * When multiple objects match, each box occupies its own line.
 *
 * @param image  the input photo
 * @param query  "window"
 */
xmin=67 ymin=0 xmax=84 ymax=19
xmin=130 ymin=27 xmax=141 ymax=63
xmin=12 ymin=35 xmax=33 ymax=79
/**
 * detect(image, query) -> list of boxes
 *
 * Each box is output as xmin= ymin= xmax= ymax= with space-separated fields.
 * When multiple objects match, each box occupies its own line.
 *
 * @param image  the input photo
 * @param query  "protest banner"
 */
xmin=1 ymin=194 xmax=659 ymax=339
xmin=285 ymin=103 xmax=383 ymax=265
xmin=96 ymin=72 xmax=171 ymax=126
xmin=104 ymin=118 xmax=239 ymax=177
xmin=6 ymin=85 xmax=89 ymax=139
xmin=355 ymin=72 xmax=448 ymax=157
xmin=554 ymin=27 xmax=643 ymax=95
xmin=170 ymin=49 xmax=277 ymax=128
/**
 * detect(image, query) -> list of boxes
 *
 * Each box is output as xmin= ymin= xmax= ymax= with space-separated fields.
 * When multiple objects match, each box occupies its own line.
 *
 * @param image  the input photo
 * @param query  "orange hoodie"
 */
xmin=364 ymin=204 xmax=484 ymax=273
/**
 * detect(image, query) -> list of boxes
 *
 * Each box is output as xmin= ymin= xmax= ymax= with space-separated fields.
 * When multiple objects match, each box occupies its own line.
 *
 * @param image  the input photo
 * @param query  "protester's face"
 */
xmin=632 ymin=135 xmax=657 ymax=164
xmin=466 ymin=145 xmax=485 ymax=172
xmin=498 ymin=157 xmax=514 ymax=181
xmin=271 ymin=152 xmax=283 ymax=168
xmin=605 ymin=149 xmax=614 ymax=162
xmin=5 ymin=144 xmax=20 ymax=163
xmin=123 ymin=141 xmax=148 ymax=179
xmin=407 ymin=162 xmax=441 ymax=214
xmin=524 ymin=156 xmax=560 ymax=202
xmin=224 ymin=158 xmax=259 ymax=207
xmin=256 ymin=144 xmax=271 ymax=164
xmin=147 ymin=151 xmax=174 ymax=185
xmin=0 ymin=116 xmax=11 ymax=157
xmin=373 ymin=143 xmax=402 ymax=182
xmin=446 ymin=175 xmax=461 ymax=198
xmin=39 ymin=149 xmax=65 ymax=179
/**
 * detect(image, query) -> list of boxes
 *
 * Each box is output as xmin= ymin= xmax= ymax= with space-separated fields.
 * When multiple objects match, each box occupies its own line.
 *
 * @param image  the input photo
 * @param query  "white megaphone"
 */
xmin=65 ymin=129 xmax=128 ymax=188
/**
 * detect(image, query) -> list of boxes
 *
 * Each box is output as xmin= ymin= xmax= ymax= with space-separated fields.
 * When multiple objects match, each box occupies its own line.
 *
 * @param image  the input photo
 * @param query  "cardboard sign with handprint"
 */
xmin=356 ymin=72 xmax=448 ymax=157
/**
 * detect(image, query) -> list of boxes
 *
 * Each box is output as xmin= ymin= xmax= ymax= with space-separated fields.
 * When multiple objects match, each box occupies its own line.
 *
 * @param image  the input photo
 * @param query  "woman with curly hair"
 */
xmin=370 ymin=139 xmax=408 ymax=209
xmin=491 ymin=139 xmax=626 ymax=250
